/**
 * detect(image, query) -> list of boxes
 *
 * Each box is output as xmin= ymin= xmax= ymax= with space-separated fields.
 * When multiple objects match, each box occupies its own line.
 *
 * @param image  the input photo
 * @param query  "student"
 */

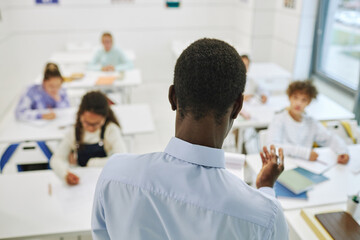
xmin=92 ymin=39 xmax=288 ymax=239
xmin=15 ymin=63 xmax=70 ymax=121
xmin=242 ymin=55 xmax=267 ymax=104
xmin=267 ymin=80 xmax=349 ymax=164
xmin=87 ymin=32 xmax=133 ymax=72
xmin=50 ymin=91 xmax=127 ymax=185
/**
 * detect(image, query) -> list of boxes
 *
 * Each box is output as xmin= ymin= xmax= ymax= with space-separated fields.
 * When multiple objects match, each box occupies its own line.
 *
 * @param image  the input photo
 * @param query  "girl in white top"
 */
xmin=267 ymin=80 xmax=349 ymax=164
xmin=50 ymin=91 xmax=127 ymax=185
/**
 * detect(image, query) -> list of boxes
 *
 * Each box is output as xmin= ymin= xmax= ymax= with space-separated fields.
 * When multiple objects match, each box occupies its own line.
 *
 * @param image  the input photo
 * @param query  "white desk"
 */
xmin=247 ymin=62 xmax=292 ymax=94
xmin=0 ymin=168 xmax=101 ymax=239
xmin=0 ymin=104 xmax=155 ymax=144
xmin=286 ymin=203 xmax=360 ymax=240
xmin=247 ymin=62 xmax=291 ymax=80
xmin=34 ymin=69 xmax=142 ymax=104
xmin=49 ymin=49 xmax=136 ymax=65
xmin=234 ymin=94 xmax=355 ymax=129
xmin=246 ymin=145 xmax=360 ymax=211
xmin=61 ymin=69 xmax=142 ymax=90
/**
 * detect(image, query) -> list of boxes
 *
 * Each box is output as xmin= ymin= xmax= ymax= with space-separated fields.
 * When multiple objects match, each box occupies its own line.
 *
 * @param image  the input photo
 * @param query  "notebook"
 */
xmin=315 ymin=211 xmax=360 ymax=240
xmin=293 ymin=167 xmax=329 ymax=184
xmin=277 ymin=169 xmax=314 ymax=194
xmin=293 ymin=148 xmax=337 ymax=174
xmin=301 ymin=209 xmax=334 ymax=240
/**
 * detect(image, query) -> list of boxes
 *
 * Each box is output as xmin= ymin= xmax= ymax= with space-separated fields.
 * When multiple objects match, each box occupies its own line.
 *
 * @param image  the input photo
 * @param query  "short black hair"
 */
xmin=174 ymin=38 xmax=246 ymax=123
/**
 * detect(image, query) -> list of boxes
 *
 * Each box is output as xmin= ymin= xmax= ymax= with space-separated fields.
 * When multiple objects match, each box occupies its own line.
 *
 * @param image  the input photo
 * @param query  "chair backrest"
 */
xmin=322 ymin=120 xmax=359 ymax=145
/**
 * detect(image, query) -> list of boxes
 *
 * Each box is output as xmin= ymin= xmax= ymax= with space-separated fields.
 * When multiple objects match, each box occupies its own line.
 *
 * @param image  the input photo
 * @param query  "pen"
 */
xmin=352 ymin=195 xmax=359 ymax=203
xmin=48 ymin=183 xmax=52 ymax=196
xmin=276 ymin=155 xmax=281 ymax=165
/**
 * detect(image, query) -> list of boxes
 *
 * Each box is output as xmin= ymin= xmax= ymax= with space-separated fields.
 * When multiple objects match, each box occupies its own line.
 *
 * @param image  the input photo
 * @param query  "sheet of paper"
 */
xmin=292 ymin=148 xmax=337 ymax=174
xmin=51 ymin=168 xmax=101 ymax=213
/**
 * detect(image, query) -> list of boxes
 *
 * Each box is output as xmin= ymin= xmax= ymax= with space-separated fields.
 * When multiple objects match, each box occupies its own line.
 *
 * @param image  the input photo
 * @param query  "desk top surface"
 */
xmin=0 ymin=104 xmax=155 ymax=143
xmin=0 ymin=168 xmax=102 ymax=239
xmin=246 ymin=144 xmax=360 ymax=210
xmin=234 ymin=94 xmax=355 ymax=129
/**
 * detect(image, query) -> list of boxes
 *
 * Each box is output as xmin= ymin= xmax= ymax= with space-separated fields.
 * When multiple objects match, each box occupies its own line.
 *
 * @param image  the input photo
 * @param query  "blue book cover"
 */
xmin=293 ymin=167 xmax=329 ymax=184
xmin=274 ymin=181 xmax=308 ymax=200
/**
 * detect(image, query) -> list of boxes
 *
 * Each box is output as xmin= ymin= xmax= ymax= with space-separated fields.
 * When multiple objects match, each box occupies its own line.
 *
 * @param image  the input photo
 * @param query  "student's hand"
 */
xmin=243 ymin=94 xmax=253 ymax=102
xmin=42 ymin=112 xmax=56 ymax=120
xmin=256 ymin=145 xmax=284 ymax=189
xmin=66 ymin=172 xmax=79 ymax=185
xmin=101 ymin=65 xmax=115 ymax=71
xmin=68 ymin=151 xmax=77 ymax=165
xmin=261 ymin=95 xmax=267 ymax=104
xmin=309 ymin=151 xmax=318 ymax=161
xmin=337 ymin=154 xmax=349 ymax=164
xmin=101 ymin=66 xmax=111 ymax=71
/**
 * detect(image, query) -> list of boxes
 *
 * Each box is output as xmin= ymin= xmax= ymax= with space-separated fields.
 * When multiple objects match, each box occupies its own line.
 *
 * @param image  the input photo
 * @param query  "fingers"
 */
xmin=260 ymin=152 xmax=266 ymax=165
xmin=66 ymin=173 xmax=79 ymax=185
xmin=278 ymin=148 xmax=284 ymax=170
xmin=263 ymin=146 xmax=271 ymax=162
xmin=270 ymin=145 xmax=277 ymax=164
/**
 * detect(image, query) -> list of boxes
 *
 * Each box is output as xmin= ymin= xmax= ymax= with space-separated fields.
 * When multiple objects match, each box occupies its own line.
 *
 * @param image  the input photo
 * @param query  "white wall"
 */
xmin=0 ymin=0 xmax=320 ymax=119
xmin=271 ymin=0 xmax=319 ymax=79
xmin=0 ymin=0 xmax=244 ymax=118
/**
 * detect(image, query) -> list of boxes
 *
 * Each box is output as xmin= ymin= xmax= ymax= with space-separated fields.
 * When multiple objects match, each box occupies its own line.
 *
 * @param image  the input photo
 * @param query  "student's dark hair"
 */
xmin=102 ymin=32 xmax=113 ymax=39
xmin=287 ymin=79 xmax=318 ymax=100
xmin=75 ymin=91 xmax=120 ymax=144
xmin=241 ymin=54 xmax=250 ymax=63
xmin=173 ymin=38 xmax=246 ymax=124
xmin=43 ymin=62 xmax=63 ymax=82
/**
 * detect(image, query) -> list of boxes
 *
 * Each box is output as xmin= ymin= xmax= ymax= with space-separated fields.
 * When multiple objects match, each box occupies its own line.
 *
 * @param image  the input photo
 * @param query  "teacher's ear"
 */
xmin=168 ymin=85 xmax=177 ymax=111
xmin=231 ymin=94 xmax=244 ymax=119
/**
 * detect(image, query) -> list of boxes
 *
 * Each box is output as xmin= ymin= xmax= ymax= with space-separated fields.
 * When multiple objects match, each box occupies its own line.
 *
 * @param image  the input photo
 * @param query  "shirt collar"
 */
xmin=164 ymin=137 xmax=225 ymax=168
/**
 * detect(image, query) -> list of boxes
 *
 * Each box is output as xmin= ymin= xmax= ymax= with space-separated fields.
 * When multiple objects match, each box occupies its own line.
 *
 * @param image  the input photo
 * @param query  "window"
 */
xmin=314 ymin=0 xmax=360 ymax=92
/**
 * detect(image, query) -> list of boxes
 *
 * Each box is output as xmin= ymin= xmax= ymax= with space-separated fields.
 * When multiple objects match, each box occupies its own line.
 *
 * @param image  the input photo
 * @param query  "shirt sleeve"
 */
xmin=87 ymin=50 xmax=102 ymax=71
xmin=15 ymin=91 xmax=42 ymax=121
xmin=314 ymin=121 xmax=349 ymax=155
xmin=267 ymin=114 xmax=312 ymax=160
xmin=92 ymin=179 xmax=111 ymax=240
xmin=50 ymin=129 xmax=74 ymax=180
xmin=86 ymin=123 xmax=127 ymax=167
xmin=114 ymin=48 xmax=133 ymax=72
xmin=58 ymin=89 xmax=71 ymax=108
xmin=258 ymin=187 xmax=276 ymax=197
xmin=269 ymin=202 xmax=289 ymax=240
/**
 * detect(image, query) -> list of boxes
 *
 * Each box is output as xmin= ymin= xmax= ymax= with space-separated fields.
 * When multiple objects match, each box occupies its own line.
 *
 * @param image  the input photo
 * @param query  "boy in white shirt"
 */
xmin=267 ymin=80 xmax=349 ymax=164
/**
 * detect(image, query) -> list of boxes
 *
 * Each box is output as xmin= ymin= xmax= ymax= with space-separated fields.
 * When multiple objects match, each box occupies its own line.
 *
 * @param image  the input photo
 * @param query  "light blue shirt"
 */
xmin=92 ymin=137 xmax=288 ymax=240
xmin=87 ymin=47 xmax=133 ymax=72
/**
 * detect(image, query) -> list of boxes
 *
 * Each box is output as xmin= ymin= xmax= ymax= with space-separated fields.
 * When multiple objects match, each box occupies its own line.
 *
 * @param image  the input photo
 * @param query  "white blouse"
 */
xmin=267 ymin=109 xmax=348 ymax=160
xmin=50 ymin=122 xmax=127 ymax=180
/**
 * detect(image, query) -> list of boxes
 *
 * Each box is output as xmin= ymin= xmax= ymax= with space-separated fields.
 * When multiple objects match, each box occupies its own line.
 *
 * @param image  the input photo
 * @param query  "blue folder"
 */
xmin=274 ymin=181 xmax=308 ymax=200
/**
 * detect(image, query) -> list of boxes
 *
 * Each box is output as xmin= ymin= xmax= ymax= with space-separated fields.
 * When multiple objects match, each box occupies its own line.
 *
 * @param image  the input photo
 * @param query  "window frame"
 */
xmin=312 ymin=0 xmax=359 ymax=95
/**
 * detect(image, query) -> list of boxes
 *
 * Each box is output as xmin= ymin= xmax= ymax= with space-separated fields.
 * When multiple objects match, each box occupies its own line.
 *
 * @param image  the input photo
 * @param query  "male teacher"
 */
xmin=92 ymin=38 xmax=288 ymax=239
